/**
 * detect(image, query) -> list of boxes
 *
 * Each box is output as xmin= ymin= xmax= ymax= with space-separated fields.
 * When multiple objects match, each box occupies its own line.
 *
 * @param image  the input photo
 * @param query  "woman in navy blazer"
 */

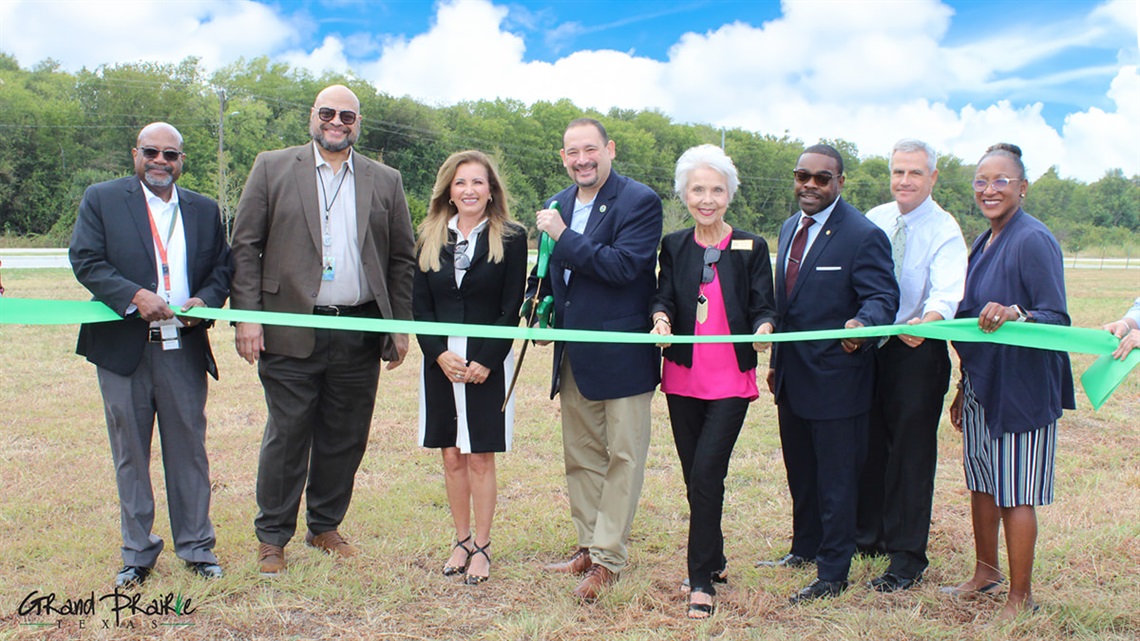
xmin=650 ymin=145 xmax=777 ymax=619
xmin=413 ymin=150 xmax=527 ymax=585
xmin=946 ymin=143 xmax=1074 ymax=619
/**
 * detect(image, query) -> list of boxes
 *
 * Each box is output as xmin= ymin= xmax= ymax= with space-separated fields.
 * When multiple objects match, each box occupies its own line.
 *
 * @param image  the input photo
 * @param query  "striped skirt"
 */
xmin=961 ymin=373 xmax=1056 ymax=508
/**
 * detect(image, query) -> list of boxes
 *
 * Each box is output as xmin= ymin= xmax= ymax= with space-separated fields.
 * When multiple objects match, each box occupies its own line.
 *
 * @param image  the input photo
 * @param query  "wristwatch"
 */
xmin=1013 ymin=304 xmax=1033 ymax=322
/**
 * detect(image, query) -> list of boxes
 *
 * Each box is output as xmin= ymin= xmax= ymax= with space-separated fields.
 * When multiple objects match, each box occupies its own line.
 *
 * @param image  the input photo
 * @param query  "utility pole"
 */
xmin=216 ymin=88 xmax=229 ymax=237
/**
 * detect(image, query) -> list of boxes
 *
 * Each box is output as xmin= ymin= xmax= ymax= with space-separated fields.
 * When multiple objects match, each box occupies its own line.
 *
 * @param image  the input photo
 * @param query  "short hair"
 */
xmin=802 ymin=143 xmax=844 ymax=175
xmin=674 ymin=144 xmax=740 ymax=202
xmin=566 ymin=117 xmax=608 ymax=143
xmin=890 ymin=139 xmax=937 ymax=174
xmin=978 ymin=143 xmax=1026 ymax=180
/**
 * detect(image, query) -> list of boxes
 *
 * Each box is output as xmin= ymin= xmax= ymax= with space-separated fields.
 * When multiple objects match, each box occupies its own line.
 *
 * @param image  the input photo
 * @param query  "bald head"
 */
xmin=310 ymin=85 xmax=361 ymax=154
xmin=136 ymin=122 xmax=183 ymax=148
xmin=313 ymin=85 xmax=360 ymax=112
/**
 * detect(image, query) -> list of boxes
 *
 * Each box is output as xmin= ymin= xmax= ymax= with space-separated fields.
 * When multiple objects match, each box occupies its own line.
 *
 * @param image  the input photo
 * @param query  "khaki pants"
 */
xmin=559 ymin=357 xmax=654 ymax=573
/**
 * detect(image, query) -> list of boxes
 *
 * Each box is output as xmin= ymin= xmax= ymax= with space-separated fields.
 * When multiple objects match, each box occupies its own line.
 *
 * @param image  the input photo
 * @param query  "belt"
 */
xmin=312 ymin=302 xmax=377 ymax=317
xmin=147 ymin=326 xmax=193 ymax=343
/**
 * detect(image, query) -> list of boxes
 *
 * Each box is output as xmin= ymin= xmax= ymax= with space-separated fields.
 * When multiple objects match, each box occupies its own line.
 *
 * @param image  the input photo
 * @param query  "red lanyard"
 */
xmin=145 ymin=200 xmax=180 ymax=302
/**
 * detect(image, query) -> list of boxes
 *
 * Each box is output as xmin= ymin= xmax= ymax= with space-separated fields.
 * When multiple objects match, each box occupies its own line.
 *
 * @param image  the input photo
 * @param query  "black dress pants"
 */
xmin=666 ymin=394 xmax=750 ymax=595
xmin=856 ymin=337 xmax=951 ymax=578
xmin=254 ymin=324 xmax=383 ymax=546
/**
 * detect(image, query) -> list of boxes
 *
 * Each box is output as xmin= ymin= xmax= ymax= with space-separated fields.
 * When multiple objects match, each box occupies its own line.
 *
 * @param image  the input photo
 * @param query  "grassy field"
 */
xmin=0 ymin=268 xmax=1137 ymax=641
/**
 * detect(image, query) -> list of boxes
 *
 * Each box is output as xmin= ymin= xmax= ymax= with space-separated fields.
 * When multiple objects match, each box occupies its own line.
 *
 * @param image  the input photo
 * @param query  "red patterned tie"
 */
xmin=785 ymin=216 xmax=815 ymax=295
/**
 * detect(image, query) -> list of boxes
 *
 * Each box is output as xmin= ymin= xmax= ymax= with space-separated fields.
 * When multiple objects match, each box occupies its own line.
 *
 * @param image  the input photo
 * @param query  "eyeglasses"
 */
xmin=316 ymin=107 xmax=358 ymax=125
xmin=701 ymin=247 xmax=722 ymax=284
xmin=972 ymin=177 xmax=1021 ymax=193
xmin=137 ymin=147 xmax=184 ymax=162
xmin=793 ymin=169 xmax=839 ymax=186
xmin=453 ymin=240 xmax=471 ymax=270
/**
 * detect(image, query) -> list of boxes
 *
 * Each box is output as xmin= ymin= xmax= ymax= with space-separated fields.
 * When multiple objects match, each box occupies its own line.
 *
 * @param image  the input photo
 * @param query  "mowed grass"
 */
xmin=0 ymin=267 xmax=1137 ymax=641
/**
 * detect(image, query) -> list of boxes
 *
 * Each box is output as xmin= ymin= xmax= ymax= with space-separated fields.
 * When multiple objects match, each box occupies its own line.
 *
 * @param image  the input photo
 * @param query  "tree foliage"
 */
xmin=0 ymin=54 xmax=1136 ymax=248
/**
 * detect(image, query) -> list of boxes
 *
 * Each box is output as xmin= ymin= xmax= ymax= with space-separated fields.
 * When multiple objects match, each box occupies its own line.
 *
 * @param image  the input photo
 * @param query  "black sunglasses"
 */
xmin=316 ymin=107 xmax=358 ymax=125
xmin=700 ymin=247 xmax=722 ymax=284
xmin=453 ymin=240 xmax=471 ymax=270
xmin=138 ymin=147 xmax=184 ymax=162
xmin=793 ymin=169 xmax=839 ymax=186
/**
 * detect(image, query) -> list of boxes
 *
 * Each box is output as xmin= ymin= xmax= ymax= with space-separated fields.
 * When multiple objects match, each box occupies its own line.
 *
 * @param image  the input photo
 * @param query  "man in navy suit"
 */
xmin=530 ymin=118 xmax=663 ymax=600
xmin=760 ymin=144 xmax=898 ymax=603
xmin=70 ymin=122 xmax=232 ymax=588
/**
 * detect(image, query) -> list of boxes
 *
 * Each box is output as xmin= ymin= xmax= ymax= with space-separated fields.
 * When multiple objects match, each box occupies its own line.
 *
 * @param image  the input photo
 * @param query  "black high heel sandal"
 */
xmin=464 ymin=539 xmax=491 ymax=585
xmin=442 ymin=534 xmax=474 ymax=576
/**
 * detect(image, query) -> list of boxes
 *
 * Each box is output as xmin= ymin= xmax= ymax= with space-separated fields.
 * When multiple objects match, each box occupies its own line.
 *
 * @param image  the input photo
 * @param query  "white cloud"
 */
xmin=0 ymin=0 xmax=298 ymax=70
xmin=1 ymin=0 xmax=1135 ymax=181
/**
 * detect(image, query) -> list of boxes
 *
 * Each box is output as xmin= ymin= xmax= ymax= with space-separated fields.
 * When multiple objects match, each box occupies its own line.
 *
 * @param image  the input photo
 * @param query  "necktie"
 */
xmin=891 ymin=214 xmax=907 ymax=281
xmin=785 ymin=216 xmax=814 ymax=295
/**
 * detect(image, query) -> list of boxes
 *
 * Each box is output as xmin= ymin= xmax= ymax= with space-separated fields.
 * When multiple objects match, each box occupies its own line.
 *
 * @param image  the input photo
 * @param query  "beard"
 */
xmin=143 ymin=164 xmax=174 ymax=189
xmin=572 ymin=162 xmax=599 ymax=188
xmin=311 ymin=122 xmax=358 ymax=152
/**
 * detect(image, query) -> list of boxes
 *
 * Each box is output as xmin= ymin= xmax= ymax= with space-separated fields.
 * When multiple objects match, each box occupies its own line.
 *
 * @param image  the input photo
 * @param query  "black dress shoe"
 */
xmin=115 ymin=566 xmax=152 ymax=589
xmin=789 ymin=578 xmax=848 ymax=604
xmin=187 ymin=561 xmax=224 ymax=579
xmin=756 ymin=553 xmax=815 ymax=568
xmin=869 ymin=571 xmax=921 ymax=593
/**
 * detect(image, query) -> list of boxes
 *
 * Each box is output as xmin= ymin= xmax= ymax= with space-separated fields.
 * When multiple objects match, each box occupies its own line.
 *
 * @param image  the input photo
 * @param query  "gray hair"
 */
xmin=889 ymin=138 xmax=937 ymax=173
xmin=674 ymin=144 xmax=740 ymax=202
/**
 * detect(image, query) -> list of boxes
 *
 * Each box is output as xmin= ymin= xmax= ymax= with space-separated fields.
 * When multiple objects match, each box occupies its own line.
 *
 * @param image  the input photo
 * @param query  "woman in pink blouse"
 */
xmin=650 ymin=144 xmax=777 ymax=619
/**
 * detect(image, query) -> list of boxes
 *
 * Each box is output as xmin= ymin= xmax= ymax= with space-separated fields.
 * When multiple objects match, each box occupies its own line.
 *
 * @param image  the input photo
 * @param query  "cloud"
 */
xmin=0 ymin=0 xmax=299 ymax=70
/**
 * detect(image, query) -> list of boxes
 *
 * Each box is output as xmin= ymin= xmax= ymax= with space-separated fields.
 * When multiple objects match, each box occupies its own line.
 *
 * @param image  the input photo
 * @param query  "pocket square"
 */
xmin=815 ymin=266 xmax=842 ymax=271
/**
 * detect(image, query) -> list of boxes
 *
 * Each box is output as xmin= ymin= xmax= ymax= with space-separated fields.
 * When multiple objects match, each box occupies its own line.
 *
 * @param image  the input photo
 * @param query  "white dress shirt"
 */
xmin=866 ymin=195 xmax=968 ymax=324
xmin=313 ymin=142 xmax=369 ymax=306
xmin=129 ymin=183 xmax=190 ymax=323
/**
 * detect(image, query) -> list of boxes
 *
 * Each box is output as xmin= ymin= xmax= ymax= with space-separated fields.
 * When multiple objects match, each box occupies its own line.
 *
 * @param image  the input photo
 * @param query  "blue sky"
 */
xmin=1 ymin=0 xmax=1137 ymax=180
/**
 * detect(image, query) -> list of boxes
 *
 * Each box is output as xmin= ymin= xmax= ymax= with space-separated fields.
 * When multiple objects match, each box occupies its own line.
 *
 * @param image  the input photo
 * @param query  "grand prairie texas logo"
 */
xmin=17 ymin=589 xmax=197 ymax=630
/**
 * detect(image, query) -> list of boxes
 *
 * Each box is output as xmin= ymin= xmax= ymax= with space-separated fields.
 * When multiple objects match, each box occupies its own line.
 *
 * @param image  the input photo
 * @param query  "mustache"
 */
xmin=144 ymin=163 xmax=172 ymax=173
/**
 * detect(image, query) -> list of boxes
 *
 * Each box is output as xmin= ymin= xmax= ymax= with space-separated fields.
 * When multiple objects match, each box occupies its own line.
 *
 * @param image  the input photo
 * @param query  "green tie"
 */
xmin=891 ymin=214 xmax=907 ymax=281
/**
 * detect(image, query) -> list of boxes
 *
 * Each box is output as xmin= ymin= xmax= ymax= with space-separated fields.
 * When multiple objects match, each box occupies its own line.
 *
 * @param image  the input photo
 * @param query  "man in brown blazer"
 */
xmin=230 ymin=84 xmax=416 ymax=575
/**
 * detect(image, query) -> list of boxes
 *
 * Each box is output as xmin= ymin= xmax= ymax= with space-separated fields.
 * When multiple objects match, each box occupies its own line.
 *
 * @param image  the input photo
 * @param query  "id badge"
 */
xmin=159 ymin=321 xmax=181 ymax=351
xmin=322 ymin=256 xmax=336 ymax=281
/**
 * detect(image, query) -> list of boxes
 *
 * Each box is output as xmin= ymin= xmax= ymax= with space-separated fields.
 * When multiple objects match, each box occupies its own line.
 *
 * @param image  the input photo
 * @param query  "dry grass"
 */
xmin=1 ymin=267 xmax=1137 ymax=641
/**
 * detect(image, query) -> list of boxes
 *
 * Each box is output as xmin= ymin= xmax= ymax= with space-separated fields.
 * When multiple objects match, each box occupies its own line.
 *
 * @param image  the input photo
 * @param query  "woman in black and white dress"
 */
xmin=413 ymin=150 xmax=527 ymax=584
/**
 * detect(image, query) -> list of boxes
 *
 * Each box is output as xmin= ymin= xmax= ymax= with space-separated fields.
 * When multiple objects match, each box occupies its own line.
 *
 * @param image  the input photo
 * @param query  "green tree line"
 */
xmin=1 ymin=54 xmax=1137 ymax=251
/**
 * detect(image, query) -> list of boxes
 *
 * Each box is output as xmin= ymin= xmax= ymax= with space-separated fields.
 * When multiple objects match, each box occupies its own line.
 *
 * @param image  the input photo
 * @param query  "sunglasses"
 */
xmin=793 ymin=169 xmax=839 ymax=186
xmin=701 ymin=246 xmax=722 ymax=284
xmin=316 ymin=107 xmax=358 ymax=125
xmin=453 ymin=240 xmax=471 ymax=270
xmin=972 ymin=177 xmax=1022 ymax=193
xmin=138 ymin=147 xmax=184 ymax=162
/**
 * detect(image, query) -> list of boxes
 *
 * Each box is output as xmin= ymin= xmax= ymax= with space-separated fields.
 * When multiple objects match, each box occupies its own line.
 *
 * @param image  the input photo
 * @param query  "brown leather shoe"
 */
xmin=544 ymin=547 xmax=593 ymax=574
xmin=258 ymin=542 xmax=286 ymax=576
xmin=305 ymin=530 xmax=360 ymax=558
xmin=573 ymin=564 xmax=617 ymax=601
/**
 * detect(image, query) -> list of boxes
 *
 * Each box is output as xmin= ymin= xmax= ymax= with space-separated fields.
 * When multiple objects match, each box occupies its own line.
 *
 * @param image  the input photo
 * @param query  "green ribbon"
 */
xmin=2 ymin=297 xmax=1135 ymax=409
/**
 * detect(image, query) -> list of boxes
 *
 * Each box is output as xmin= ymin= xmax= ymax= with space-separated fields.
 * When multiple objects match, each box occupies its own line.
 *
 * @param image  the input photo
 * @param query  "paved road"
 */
xmin=2 ymin=248 xmax=1137 ymax=270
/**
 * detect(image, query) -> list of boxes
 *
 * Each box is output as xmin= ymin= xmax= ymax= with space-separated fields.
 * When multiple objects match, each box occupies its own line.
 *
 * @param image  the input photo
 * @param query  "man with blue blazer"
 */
xmin=761 ymin=144 xmax=898 ymax=603
xmin=530 ymin=118 xmax=663 ymax=600
xmin=70 ymin=122 xmax=232 ymax=588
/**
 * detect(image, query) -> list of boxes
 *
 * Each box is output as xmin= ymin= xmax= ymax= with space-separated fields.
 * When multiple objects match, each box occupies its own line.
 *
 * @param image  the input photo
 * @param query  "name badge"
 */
xmin=730 ymin=239 xmax=753 ymax=251
xmin=322 ymin=256 xmax=336 ymax=281
xmin=815 ymin=266 xmax=842 ymax=271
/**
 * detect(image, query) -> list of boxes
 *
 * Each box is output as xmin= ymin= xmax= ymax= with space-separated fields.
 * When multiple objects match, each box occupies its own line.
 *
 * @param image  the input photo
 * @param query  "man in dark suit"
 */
xmin=231 ymin=85 xmax=416 ymax=576
xmin=761 ymin=144 xmax=898 ymax=603
xmin=531 ymin=118 xmax=663 ymax=600
xmin=70 ymin=122 xmax=232 ymax=588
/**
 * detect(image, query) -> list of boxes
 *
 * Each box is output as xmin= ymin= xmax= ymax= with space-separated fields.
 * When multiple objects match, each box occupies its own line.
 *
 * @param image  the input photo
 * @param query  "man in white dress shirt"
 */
xmin=856 ymin=138 xmax=968 ymax=592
